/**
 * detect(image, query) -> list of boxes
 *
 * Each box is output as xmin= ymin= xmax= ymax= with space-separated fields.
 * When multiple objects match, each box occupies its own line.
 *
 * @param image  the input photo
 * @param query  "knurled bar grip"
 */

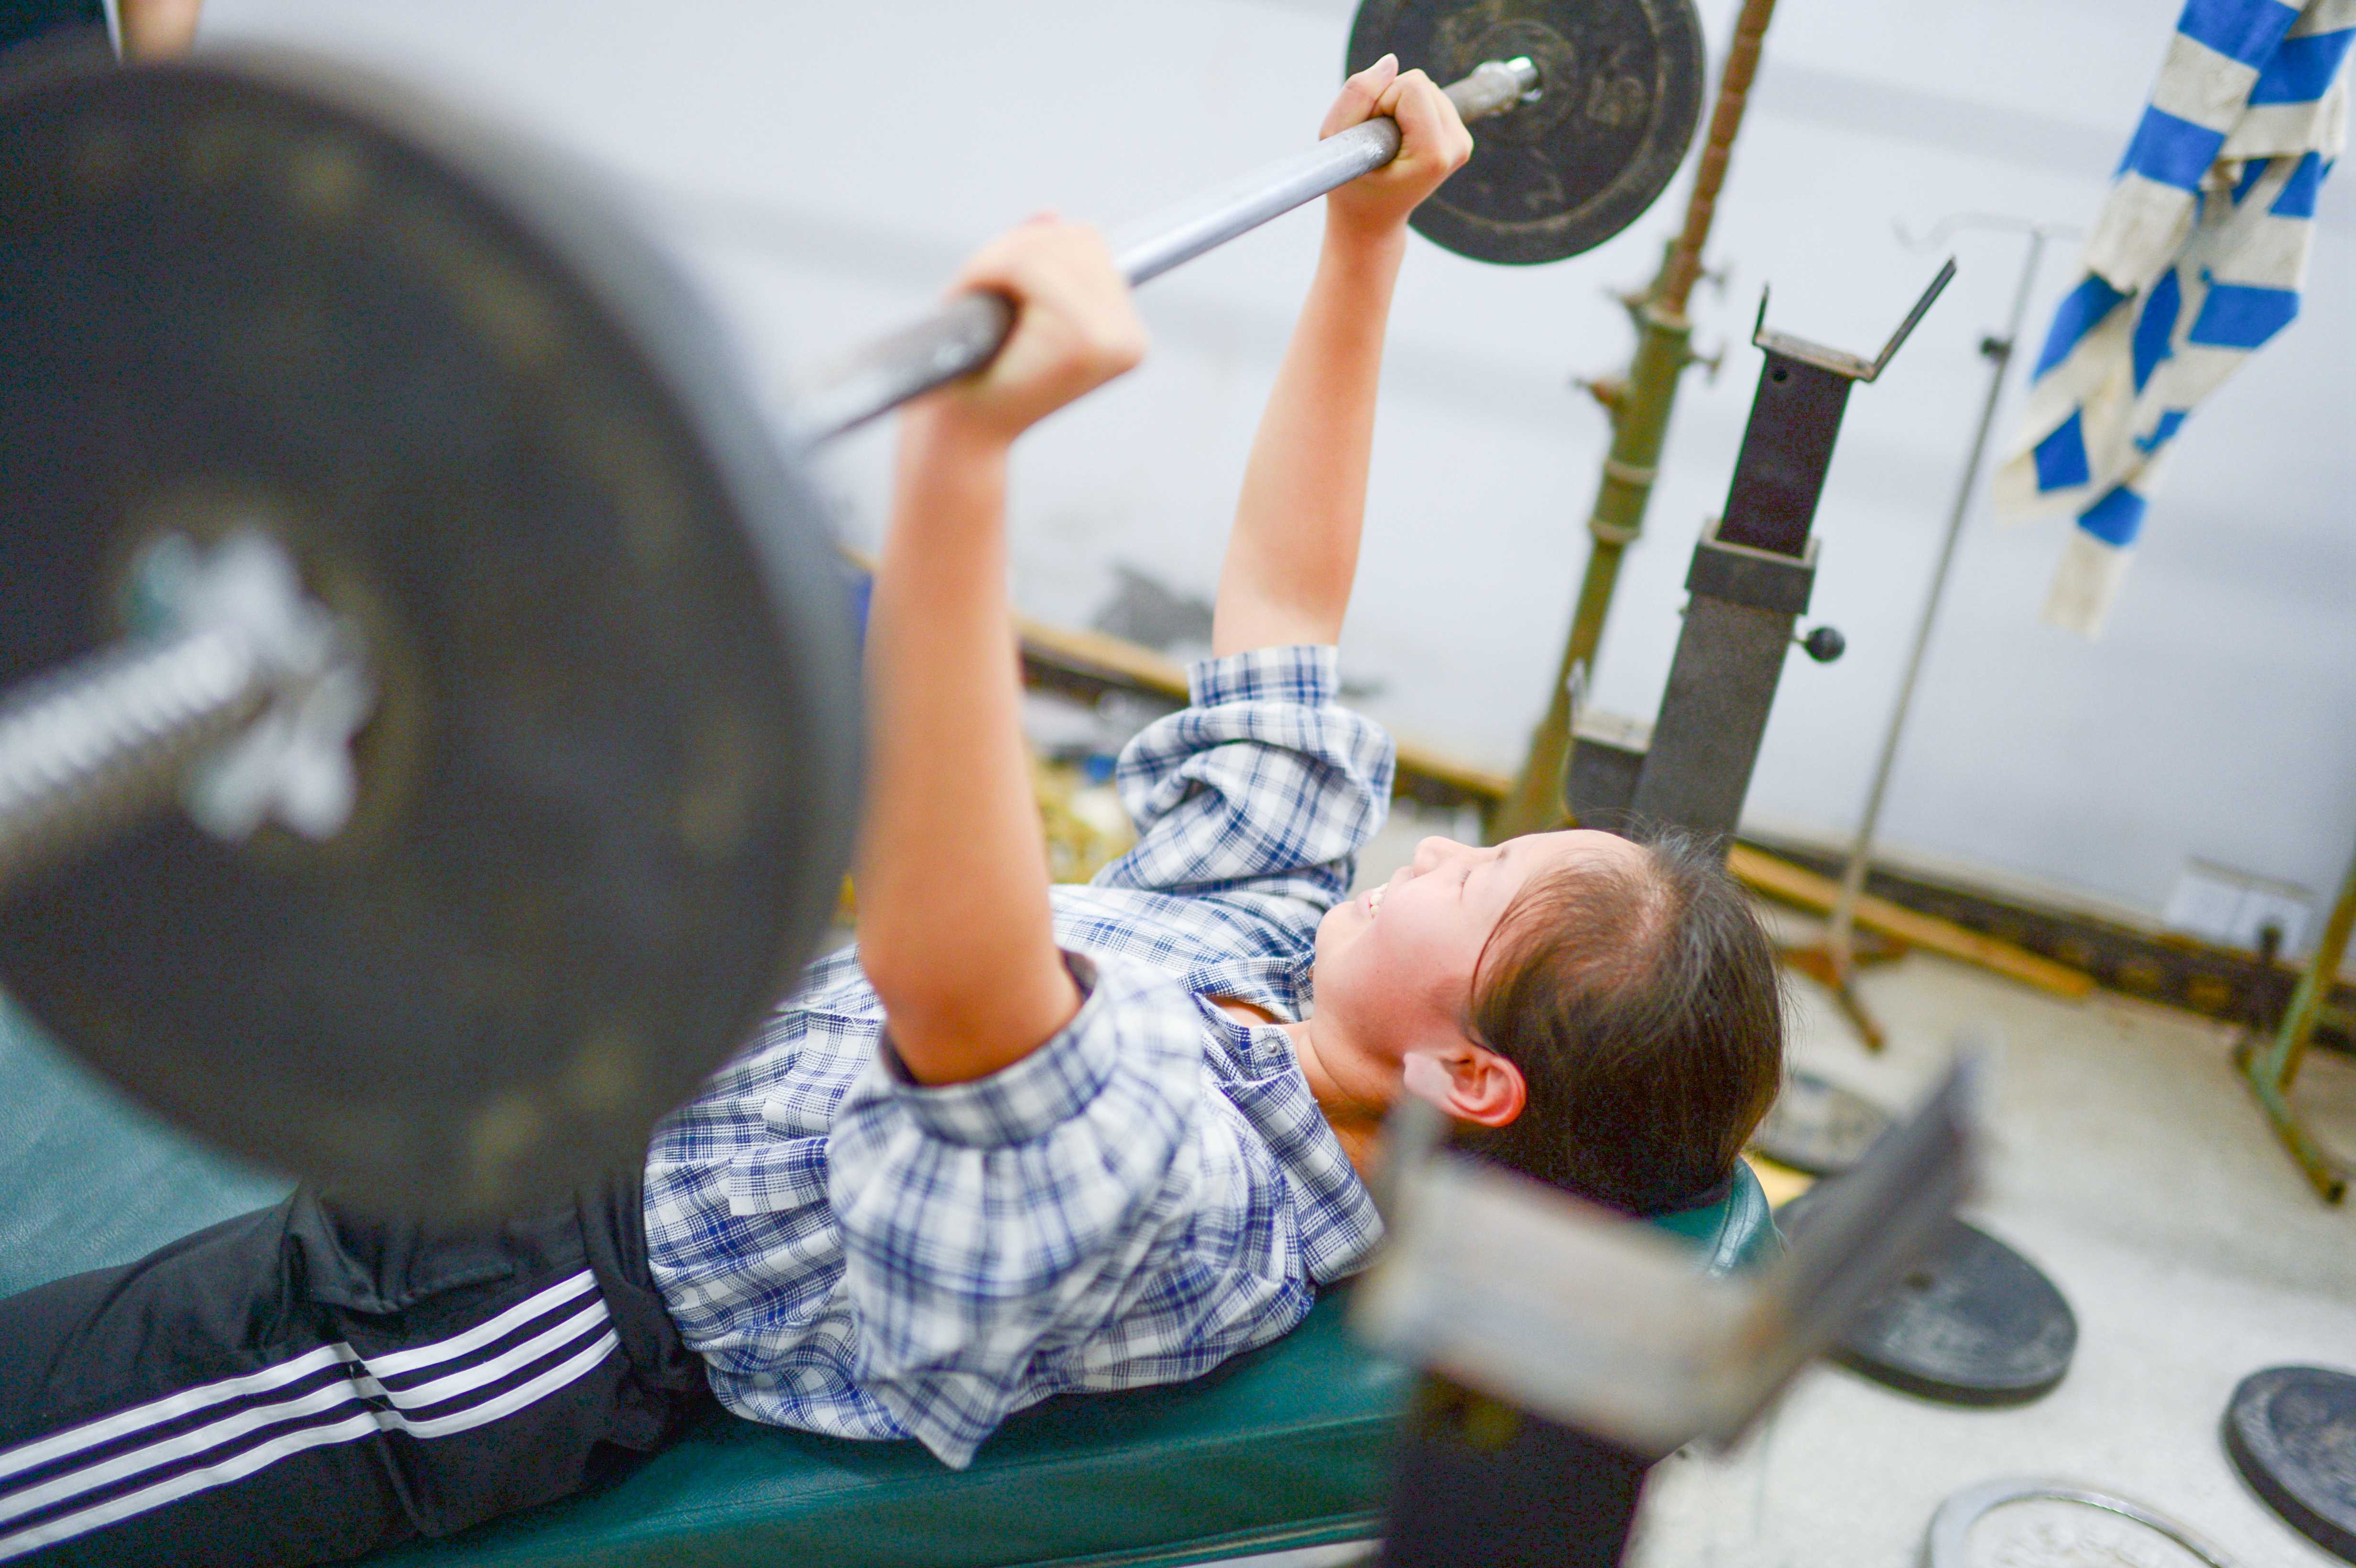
xmin=0 ymin=631 xmax=265 ymax=894
xmin=795 ymin=57 xmax=1538 ymax=442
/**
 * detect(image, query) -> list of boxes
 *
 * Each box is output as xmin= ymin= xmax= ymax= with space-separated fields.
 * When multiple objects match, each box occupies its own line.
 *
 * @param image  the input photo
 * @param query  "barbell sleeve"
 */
xmin=0 ymin=630 xmax=266 ymax=895
xmin=796 ymin=55 xmax=1539 ymax=443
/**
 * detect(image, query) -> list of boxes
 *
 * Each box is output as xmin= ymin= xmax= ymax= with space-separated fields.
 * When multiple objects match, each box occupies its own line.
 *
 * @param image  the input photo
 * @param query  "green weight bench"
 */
xmin=0 ymin=999 xmax=1780 ymax=1568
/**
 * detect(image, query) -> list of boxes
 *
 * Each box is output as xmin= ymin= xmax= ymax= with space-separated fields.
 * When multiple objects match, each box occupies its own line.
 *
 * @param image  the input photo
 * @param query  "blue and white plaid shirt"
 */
xmin=643 ymin=645 xmax=1395 ymax=1467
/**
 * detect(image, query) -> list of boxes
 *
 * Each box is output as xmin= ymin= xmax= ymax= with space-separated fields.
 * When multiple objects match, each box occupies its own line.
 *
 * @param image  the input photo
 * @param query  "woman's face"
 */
xmin=1311 ymin=828 xmax=1650 ymax=1073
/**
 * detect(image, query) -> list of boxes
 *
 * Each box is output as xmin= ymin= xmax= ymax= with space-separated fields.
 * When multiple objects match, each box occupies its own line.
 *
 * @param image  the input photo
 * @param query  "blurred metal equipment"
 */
xmin=1778 ymin=1194 xmax=2076 ymax=1407
xmin=1493 ymin=0 xmax=1779 ymax=841
xmin=0 ymin=49 xmax=864 ymax=1218
xmin=0 ymin=16 xmax=1700 ymax=1215
xmin=2224 ymin=1365 xmax=2356 ymax=1559
xmin=1565 ymin=261 xmax=1954 ymax=842
xmin=2234 ymin=844 xmax=2356 ymax=1204
xmin=1345 ymin=0 xmax=1704 ymax=265
xmin=1785 ymin=215 xmax=2074 ymax=1050
xmin=1925 ymin=1477 xmax=2238 ymax=1568
xmin=1358 ymin=1058 xmax=1978 ymax=1565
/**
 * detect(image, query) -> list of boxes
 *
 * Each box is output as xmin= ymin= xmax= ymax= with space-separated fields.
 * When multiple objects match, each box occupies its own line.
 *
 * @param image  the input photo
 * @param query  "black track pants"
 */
xmin=0 ymin=1178 xmax=708 ymax=1565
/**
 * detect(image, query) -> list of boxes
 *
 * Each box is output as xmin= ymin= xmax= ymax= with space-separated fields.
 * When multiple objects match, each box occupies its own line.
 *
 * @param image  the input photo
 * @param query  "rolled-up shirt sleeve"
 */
xmin=826 ymin=952 xmax=1319 ymax=1467
xmin=1093 ymin=645 xmax=1395 ymax=914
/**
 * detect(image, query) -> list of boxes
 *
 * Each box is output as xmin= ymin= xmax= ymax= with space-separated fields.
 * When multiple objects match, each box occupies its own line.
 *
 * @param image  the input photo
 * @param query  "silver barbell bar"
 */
xmin=0 ymin=54 xmax=1542 ymax=897
xmin=793 ymin=55 xmax=1538 ymax=442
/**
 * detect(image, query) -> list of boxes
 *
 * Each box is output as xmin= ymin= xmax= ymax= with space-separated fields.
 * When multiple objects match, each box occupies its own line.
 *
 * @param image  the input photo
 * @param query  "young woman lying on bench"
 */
xmin=0 ymin=57 xmax=1784 ymax=1567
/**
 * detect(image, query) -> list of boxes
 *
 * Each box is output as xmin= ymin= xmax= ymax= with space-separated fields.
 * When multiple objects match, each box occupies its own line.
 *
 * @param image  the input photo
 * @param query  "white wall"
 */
xmin=201 ymin=0 xmax=2356 ymax=936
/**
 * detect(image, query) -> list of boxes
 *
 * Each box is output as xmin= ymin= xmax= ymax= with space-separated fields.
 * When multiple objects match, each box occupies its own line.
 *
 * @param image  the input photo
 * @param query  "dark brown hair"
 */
xmin=1457 ymin=827 xmax=1783 ymax=1216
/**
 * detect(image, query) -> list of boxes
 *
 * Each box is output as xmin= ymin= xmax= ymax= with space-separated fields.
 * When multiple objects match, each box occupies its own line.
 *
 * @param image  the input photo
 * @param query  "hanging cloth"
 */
xmin=1993 ymin=0 xmax=2353 ymax=636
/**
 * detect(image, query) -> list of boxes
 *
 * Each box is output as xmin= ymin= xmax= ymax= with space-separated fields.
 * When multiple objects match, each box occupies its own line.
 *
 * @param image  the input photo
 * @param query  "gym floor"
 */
xmin=1632 ymin=906 xmax=2356 ymax=1568
xmin=1247 ymin=809 xmax=2356 ymax=1568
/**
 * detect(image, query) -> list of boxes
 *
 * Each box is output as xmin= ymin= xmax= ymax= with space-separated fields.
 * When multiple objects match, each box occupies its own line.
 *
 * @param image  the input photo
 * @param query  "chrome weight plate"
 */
xmin=1926 ymin=1477 xmax=2239 ymax=1568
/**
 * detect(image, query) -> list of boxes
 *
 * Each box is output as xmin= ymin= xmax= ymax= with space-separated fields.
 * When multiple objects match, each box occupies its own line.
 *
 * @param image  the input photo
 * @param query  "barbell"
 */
xmin=0 ymin=0 xmax=1707 ymax=1216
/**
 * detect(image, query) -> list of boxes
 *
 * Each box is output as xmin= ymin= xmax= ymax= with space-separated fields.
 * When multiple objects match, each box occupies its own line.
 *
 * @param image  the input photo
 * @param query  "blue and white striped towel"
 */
xmin=1994 ymin=0 xmax=2353 ymax=636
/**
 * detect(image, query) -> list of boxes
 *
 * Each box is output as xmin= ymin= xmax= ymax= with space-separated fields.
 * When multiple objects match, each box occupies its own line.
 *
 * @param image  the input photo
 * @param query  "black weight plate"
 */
xmin=0 ymin=51 xmax=860 ymax=1218
xmin=1750 ymin=1069 xmax=1893 ymax=1176
xmin=2225 ymin=1366 xmax=2356 ymax=1561
xmin=1347 ymin=0 xmax=1705 ymax=264
xmin=1781 ymin=1193 xmax=2077 ymax=1406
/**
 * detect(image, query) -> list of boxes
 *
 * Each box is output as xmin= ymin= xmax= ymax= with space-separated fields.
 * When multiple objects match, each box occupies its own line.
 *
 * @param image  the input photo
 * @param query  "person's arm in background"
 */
xmin=117 ymin=0 xmax=200 ymax=58
xmin=855 ymin=220 xmax=1148 ymax=1085
xmin=1211 ymin=56 xmax=1472 ymax=657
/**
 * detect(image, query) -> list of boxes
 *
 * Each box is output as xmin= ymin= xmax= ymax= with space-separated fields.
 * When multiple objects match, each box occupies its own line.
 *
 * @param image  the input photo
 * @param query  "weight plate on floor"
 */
xmin=1346 ymin=0 xmax=1706 ymax=264
xmin=1780 ymin=1192 xmax=2077 ymax=1406
xmin=0 ymin=52 xmax=860 ymax=1217
xmin=1750 ymin=1069 xmax=1892 ymax=1176
xmin=1925 ymin=1477 xmax=2237 ymax=1568
xmin=2224 ymin=1365 xmax=2356 ymax=1562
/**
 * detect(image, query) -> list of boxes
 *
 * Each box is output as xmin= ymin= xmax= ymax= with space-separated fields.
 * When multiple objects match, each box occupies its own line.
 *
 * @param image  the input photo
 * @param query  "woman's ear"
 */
xmin=1401 ymin=1044 xmax=1526 ymax=1129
